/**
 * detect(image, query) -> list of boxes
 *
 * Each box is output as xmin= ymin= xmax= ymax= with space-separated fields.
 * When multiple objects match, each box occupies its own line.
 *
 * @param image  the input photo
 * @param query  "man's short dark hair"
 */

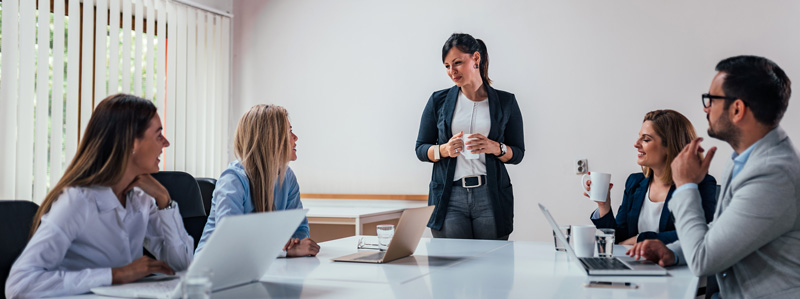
xmin=715 ymin=55 xmax=791 ymax=127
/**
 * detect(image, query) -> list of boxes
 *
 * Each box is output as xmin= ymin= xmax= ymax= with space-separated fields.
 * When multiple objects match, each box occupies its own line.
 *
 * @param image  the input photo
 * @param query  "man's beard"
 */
xmin=707 ymin=112 xmax=739 ymax=147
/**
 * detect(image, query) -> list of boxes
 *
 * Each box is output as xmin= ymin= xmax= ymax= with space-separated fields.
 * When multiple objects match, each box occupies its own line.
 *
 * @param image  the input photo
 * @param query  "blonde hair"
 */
xmin=641 ymin=109 xmax=699 ymax=185
xmin=30 ymin=94 xmax=157 ymax=237
xmin=233 ymin=105 xmax=293 ymax=212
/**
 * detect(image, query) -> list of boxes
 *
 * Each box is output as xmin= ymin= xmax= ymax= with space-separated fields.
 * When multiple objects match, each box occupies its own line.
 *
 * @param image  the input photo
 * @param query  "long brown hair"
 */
xmin=30 ymin=94 xmax=157 ymax=236
xmin=233 ymin=105 xmax=293 ymax=212
xmin=641 ymin=109 xmax=698 ymax=185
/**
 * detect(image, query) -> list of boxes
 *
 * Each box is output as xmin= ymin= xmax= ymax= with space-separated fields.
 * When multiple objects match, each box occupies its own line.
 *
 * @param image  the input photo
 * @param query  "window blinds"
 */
xmin=0 ymin=0 xmax=232 ymax=202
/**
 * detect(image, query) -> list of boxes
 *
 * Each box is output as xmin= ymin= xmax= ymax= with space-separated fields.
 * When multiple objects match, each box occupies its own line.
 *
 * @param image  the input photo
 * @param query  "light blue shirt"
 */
xmin=195 ymin=161 xmax=310 ymax=253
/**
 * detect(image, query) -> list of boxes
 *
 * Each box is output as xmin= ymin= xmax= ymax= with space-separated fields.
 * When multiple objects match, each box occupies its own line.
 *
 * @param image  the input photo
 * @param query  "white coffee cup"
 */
xmin=581 ymin=172 xmax=612 ymax=202
xmin=572 ymin=225 xmax=596 ymax=258
xmin=460 ymin=134 xmax=479 ymax=160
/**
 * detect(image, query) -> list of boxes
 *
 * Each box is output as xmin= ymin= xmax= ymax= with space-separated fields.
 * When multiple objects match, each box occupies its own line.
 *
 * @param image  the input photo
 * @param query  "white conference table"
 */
xmin=225 ymin=236 xmax=699 ymax=298
xmin=68 ymin=236 xmax=698 ymax=298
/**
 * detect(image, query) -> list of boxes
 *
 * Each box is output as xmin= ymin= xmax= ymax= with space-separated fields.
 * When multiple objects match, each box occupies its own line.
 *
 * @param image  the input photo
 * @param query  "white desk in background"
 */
xmin=302 ymin=199 xmax=428 ymax=241
xmin=65 ymin=236 xmax=698 ymax=298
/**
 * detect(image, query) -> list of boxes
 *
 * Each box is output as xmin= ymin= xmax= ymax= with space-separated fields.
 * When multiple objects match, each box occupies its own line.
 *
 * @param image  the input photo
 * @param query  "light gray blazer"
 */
xmin=667 ymin=127 xmax=800 ymax=299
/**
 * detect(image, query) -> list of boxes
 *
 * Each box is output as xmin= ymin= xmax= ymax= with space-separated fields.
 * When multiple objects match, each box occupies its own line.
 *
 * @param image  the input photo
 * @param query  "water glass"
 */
xmin=182 ymin=268 xmax=213 ymax=299
xmin=376 ymin=224 xmax=395 ymax=251
xmin=595 ymin=228 xmax=615 ymax=258
xmin=552 ymin=225 xmax=571 ymax=251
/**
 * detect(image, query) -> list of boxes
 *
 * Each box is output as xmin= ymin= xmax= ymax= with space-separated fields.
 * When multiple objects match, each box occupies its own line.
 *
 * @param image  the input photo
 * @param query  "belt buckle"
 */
xmin=462 ymin=175 xmax=482 ymax=189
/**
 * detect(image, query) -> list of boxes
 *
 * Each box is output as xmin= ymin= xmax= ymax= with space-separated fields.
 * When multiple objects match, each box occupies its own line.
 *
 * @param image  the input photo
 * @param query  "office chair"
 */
xmin=152 ymin=171 xmax=207 ymax=250
xmin=196 ymin=177 xmax=217 ymax=216
xmin=0 ymin=201 xmax=40 ymax=299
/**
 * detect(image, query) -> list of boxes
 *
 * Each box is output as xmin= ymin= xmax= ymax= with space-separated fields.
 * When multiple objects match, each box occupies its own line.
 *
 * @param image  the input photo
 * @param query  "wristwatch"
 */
xmin=496 ymin=143 xmax=507 ymax=157
xmin=159 ymin=199 xmax=176 ymax=210
xmin=433 ymin=144 xmax=441 ymax=161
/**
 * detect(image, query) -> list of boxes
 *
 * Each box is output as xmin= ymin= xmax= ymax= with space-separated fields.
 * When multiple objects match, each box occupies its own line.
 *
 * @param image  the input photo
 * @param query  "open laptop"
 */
xmin=538 ymin=203 xmax=667 ymax=276
xmin=332 ymin=205 xmax=434 ymax=264
xmin=90 ymin=209 xmax=308 ymax=298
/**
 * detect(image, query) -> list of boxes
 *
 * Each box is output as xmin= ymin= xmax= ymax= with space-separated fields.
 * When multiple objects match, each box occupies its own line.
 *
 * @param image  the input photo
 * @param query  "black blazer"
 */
xmin=415 ymin=85 xmax=525 ymax=237
xmin=591 ymin=173 xmax=717 ymax=244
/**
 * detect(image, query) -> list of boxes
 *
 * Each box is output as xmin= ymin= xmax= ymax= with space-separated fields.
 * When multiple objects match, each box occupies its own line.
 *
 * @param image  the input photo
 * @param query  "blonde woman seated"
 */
xmin=6 ymin=94 xmax=193 ymax=298
xmin=584 ymin=110 xmax=717 ymax=245
xmin=196 ymin=105 xmax=319 ymax=257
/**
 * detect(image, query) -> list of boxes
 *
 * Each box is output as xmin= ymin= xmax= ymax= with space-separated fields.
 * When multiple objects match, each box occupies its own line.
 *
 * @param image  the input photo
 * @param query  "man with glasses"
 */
xmin=627 ymin=55 xmax=800 ymax=298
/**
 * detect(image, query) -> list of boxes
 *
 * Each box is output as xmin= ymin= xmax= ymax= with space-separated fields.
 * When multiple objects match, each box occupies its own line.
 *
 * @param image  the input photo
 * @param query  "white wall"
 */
xmin=231 ymin=0 xmax=800 ymax=241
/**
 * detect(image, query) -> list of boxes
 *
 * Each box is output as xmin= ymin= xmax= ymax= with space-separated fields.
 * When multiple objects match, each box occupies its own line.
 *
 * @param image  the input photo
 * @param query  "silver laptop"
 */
xmin=332 ymin=206 xmax=434 ymax=264
xmin=90 ymin=209 xmax=308 ymax=298
xmin=538 ymin=203 xmax=667 ymax=276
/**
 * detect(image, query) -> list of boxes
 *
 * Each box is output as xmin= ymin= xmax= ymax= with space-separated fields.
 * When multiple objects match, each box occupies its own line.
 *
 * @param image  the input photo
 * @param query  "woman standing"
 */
xmin=196 ymin=104 xmax=319 ymax=257
xmin=415 ymin=33 xmax=525 ymax=240
xmin=6 ymin=94 xmax=192 ymax=298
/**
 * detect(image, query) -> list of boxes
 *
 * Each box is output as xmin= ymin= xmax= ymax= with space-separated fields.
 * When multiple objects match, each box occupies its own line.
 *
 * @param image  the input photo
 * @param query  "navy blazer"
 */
xmin=415 ymin=85 xmax=525 ymax=237
xmin=591 ymin=173 xmax=717 ymax=244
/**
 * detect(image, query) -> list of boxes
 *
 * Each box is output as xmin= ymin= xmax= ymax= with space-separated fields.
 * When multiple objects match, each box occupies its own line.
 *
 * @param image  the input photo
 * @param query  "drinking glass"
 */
xmin=595 ymin=228 xmax=615 ymax=258
xmin=376 ymin=224 xmax=395 ymax=251
xmin=553 ymin=225 xmax=571 ymax=251
xmin=182 ymin=268 xmax=213 ymax=299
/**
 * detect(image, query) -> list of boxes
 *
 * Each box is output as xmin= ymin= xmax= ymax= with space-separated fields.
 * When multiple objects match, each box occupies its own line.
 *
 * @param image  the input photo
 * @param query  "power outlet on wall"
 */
xmin=575 ymin=158 xmax=588 ymax=174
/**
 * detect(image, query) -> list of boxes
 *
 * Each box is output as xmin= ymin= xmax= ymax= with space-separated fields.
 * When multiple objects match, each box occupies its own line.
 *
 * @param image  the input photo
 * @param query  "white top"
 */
xmin=638 ymin=186 xmax=665 ymax=234
xmin=5 ymin=186 xmax=194 ymax=298
xmin=452 ymin=90 xmax=491 ymax=180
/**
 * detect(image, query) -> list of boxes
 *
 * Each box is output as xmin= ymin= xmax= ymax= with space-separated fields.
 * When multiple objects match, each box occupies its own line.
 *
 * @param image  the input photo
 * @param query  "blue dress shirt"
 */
xmin=195 ymin=161 xmax=310 ymax=253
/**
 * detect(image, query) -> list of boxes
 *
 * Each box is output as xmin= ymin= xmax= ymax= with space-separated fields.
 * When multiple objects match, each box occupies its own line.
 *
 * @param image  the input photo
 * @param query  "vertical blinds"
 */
xmin=0 ymin=0 xmax=232 ymax=202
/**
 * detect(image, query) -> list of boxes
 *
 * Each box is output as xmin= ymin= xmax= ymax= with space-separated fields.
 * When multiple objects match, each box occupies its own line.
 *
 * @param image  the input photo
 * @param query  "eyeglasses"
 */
xmin=701 ymin=93 xmax=737 ymax=108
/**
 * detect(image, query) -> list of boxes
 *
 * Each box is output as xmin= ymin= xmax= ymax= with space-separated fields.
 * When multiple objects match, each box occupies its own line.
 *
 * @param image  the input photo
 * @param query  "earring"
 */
xmin=474 ymin=64 xmax=479 ymax=69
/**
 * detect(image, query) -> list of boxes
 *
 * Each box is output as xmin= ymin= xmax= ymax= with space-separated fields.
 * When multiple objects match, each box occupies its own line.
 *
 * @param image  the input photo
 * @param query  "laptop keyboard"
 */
xmin=353 ymin=251 xmax=386 ymax=261
xmin=580 ymin=257 xmax=631 ymax=270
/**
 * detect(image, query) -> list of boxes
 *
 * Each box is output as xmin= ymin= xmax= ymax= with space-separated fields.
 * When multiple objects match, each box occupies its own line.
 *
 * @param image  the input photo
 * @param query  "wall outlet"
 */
xmin=575 ymin=158 xmax=588 ymax=174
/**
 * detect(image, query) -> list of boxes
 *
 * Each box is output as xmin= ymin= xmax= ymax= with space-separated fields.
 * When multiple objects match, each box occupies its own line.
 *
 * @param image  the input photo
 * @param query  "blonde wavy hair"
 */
xmin=233 ymin=105 xmax=293 ymax=212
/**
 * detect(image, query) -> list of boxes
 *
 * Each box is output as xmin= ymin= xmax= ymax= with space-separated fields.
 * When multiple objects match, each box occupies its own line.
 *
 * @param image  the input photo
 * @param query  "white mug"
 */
xmin=460 ymin=134 xmax=479 ymax=160
xmin=572 ymin=225 xmax=596 ymax=258
xmin=581 ymin=172 xmax=611 ymax=202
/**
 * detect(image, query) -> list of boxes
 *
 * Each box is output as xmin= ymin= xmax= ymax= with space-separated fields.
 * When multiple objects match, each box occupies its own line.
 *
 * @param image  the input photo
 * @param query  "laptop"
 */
xmin=538 ymin=203 xmax=667 ymax=276
xmin=90 ymin=209 xmax=308 ymax=298
xmin=332 ymin=205 xmax=435 ymax=263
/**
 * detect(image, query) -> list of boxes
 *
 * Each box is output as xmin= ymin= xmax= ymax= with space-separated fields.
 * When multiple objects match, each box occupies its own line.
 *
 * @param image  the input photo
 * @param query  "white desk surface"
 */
xmin=255 ymin=236 xmax=699 ymax=299
xmin=302 ymin=198 xmax=427 ymax=218
xmin=68 ymin=236 xmax=698 ymax=299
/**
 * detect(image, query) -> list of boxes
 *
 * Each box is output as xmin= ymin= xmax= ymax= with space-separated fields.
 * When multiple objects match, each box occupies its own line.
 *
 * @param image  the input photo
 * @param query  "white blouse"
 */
xmin=452 ymin=90 xmax=491 ymax=181
xmin=5 ymin=186 xmax=193 ymax=298
xmin=637 ymin=187 xmax=665 ymax=234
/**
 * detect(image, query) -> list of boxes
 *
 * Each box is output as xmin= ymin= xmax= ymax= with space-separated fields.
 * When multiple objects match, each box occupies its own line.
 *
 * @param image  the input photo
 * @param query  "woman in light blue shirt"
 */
xmin=196 ymin=105 xmax=319 ymax=257
xmin=6 ymin=94 xmax=193 ymax=298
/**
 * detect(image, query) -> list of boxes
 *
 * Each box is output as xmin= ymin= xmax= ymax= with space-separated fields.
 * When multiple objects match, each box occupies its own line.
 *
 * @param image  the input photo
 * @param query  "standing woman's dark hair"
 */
xmin=30 ymin=94 xmax=156 ymax=236
xmin=442 ymin=33 xmax=491 ymax=85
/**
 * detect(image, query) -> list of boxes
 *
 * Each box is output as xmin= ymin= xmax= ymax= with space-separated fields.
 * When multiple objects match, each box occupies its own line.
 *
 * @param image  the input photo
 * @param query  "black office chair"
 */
xmin=196 ymin=177 xmax=217 ymax=216
xmin=152 ymin=171 xmax=207 ymax=250
xmin=0 ymin=201 xmax=40 ymax=299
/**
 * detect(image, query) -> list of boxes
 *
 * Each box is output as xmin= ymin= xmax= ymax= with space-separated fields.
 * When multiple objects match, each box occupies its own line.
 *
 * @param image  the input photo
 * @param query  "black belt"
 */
xmin=452 ymin=175 xmax=486 ymax=188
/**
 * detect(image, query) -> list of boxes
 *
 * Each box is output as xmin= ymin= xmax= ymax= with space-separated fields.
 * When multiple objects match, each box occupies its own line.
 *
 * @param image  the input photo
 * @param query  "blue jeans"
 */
xmin=431 ymin=184 xmax=507 ymax=240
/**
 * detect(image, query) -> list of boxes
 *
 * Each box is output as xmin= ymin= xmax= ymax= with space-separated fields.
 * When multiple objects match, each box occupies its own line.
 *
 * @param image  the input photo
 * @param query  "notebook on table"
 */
xmin=538 ymin=203 xmax=667 ymax=276
xmin=332 ymin=205 xmax=435 ymax=264
xmin=90 ymin=209 xmax=308 ymax=298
